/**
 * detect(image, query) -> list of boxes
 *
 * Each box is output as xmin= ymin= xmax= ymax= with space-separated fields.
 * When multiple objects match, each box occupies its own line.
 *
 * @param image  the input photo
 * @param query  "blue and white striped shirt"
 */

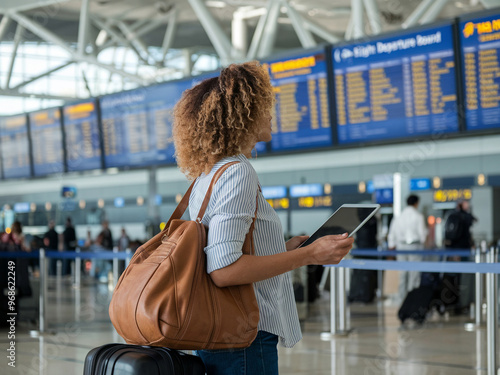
xmin=189 ymin=154 xmax=302 ymax=348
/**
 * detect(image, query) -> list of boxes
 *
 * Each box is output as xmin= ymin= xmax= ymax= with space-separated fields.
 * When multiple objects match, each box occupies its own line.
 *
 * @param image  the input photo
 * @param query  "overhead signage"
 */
xmin=63 ymin=100 xmax=102 ymax=171
xmin=261 ymin=186 xmax=287 ymax=199
xmin=410 ymin=178 xmax=432 ymax=191
xmin=100 ymin=76 xmax=199 ymax=169
xmin=291 ymin=195 xmax=333 ymax=210
xmin=433 ymin=189 xmax=472 ymax=203
xmin=460 ymin=13 xmax=500 ymax=131
xmin=29 ymin=108 xmax=65 ymax=176
xmin=333 ymin=23 xmax=459 ymax=144
xmin=263 ymin=48 xmax=333 ymax=152
xmin=266 ymin=198 xmax=289 ymax=210
xmin=13 ymin=202 xmax=30 ymax=213
xmin=290 ymin=183 xmax=323 ymax=197
xmin=375 ymin=188 xmax=394 ymax=204
xmin=0 ymin=115 xmax=31 ymax=179
xmin=61 ymin=186 xmax=77 ymax=198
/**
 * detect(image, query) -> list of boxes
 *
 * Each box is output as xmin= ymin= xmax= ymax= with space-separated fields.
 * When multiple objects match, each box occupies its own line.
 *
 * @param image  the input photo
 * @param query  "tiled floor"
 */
xmin=1 ymin=276 xmax=496 ymax=375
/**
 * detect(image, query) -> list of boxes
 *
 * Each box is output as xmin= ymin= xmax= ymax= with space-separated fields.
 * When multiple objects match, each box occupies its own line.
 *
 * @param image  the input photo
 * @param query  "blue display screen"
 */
xmin=29 ymin=108 xmax=65 ymax=176
xmin=290 ymin=183 xmax=323 ymax=197
xmin=100 ymin=79 xmax=193 ymax=169
xmin=459 ymin=14 xmax=500 ymax=131
xmin=333 ymin=24 xmax=459 ymax=144
xmin=264 ymin=48 xmax=333 ymax=152
xmin=63 ymin=100 xmax=102 ymax=171
xmin=375 ymin=188 xmax=394 ymax=204
xmin=0 ymin=115 xmax=31 ymax=179
xmin=261 ymin=186 xmax=287 ymax=199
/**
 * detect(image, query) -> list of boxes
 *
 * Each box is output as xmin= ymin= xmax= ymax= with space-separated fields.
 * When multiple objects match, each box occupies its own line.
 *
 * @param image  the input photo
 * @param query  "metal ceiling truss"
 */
xmin=0 ymin=0 xmax=487 ymax=103
xmin=0 ymin=1 xmax=182 ymax=101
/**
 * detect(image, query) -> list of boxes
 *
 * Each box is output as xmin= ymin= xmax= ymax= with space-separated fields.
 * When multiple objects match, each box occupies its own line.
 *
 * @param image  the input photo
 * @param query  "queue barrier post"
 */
xmin=125 ymin=248 xmax=132 ymax=268
xmin=39 ymin=249 xmax=46 ymax=333
xmin=113 ymin=247 xmax=119 ymax=287
xmin=320 ymin=267 xmax=338 ymax=339
xmin=486 ymin=247 xmax=498 ymax=375
xmin=475 ymin=246 xmax=483 ymax=326
xmin=337 ymin=266 xmax=350 ymax=335
xmin=331 ymin=267 xmax=338 ymax=335
xmin=74 ymin=248 xmax=81 ymax=288
xmin=30 ymin=249 xmax=54 ymax=337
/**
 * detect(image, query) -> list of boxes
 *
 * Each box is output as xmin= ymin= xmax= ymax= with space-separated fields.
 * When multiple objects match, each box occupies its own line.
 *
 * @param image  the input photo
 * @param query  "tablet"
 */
xmin=299 ymin=204 xmax=380 ymax=247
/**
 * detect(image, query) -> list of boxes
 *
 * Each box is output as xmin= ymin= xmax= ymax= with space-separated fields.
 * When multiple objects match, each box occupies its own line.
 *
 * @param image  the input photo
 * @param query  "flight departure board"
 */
xmin=0 ymin=115 xmax=31 ymax=179
xmin=460 ymin=13 xmax=500 ymax=131
xmin=333 ymin=24 xmax=459 ymax=144
xmin=63 ymin=100 xmax=102 ymax=171
xmin=29 ymin=108 xmax=65 ymax=176
xmin=100 ymin=79 xmax=193 ymax=169
xmin=264 ymin=49 xmax=333 ymax=152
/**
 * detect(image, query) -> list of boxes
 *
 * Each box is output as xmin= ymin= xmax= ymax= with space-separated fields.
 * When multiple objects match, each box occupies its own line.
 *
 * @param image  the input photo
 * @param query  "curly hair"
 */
xmin=172 ymin=61 xmax=274 ymax=180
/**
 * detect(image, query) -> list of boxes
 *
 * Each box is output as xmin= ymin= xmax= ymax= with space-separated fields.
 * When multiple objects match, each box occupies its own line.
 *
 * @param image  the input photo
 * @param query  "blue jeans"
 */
xmin=196 ymin=330 xmax=279 ymax=375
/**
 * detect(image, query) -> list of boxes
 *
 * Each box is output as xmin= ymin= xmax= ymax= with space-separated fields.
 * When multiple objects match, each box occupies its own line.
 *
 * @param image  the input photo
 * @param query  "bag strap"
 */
xmin=196 ymin=161 xmax=240 ymax=221
xmin=164 ymin=160 xmax=258 ymax=256
xmin=163 ymin=162 xmax=239 ymax=228
xmin=199 ymin=161 xmax=258 ymax=255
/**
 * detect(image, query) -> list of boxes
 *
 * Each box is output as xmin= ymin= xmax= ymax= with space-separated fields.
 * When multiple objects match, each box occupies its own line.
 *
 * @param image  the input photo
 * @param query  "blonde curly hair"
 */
xmin=172 ymin=61 xmax=274 ymax=180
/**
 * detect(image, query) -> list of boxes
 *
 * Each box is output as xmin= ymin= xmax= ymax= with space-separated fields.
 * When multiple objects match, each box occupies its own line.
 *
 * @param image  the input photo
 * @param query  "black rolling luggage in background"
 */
xmin=84 ymin=343 xmax=206 ymax=375
xmin=348 ymin=269 xmax=377 ymax=303
xmin=398 ymin=286 xmax=434 ymax=324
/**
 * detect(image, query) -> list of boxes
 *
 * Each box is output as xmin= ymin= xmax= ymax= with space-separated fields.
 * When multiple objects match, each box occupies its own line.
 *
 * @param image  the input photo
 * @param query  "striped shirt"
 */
xmin=188 ymin=154 xmax=302 ymax=348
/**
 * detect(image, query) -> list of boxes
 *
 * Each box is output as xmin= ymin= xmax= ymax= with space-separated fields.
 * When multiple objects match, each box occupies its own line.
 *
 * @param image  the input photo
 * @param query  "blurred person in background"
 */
xmin=1 ymin=221 xmax=28 ymax=251
xmin=117 ymin=227 xmax=130 ymax=274
xmin=44 ymin=220 xmax=60 ymax=276
xmin=118 ymin=227 xmax=130 ymax=251
xmin=96 ymin=220 xmax=113 ymax=250
xmin=63 ymin=217 xmax=77 ymax=275
xmin=93 ymin=220 xmax=113 ymax=281
xmin=388 ymin=195 xmax=427 ymax=303
xmin=443 ymin=199 xmax=478 ymax=314
xmin=0 ymin=221 xmax=32 ymax=298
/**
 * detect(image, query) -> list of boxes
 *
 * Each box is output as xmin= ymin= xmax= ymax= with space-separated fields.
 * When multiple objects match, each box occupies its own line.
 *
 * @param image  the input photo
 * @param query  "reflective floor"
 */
xmin=1 ymin=276 xmax=495 ymax=375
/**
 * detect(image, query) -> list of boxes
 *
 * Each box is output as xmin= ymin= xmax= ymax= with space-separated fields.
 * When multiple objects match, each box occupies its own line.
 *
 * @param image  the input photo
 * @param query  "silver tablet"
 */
xmin=299 ymin=204 xmax=380 ymax=247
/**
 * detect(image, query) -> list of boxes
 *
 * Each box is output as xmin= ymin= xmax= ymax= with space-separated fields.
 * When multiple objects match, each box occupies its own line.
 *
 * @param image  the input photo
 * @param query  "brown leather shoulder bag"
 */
xmin=109 ymin=161 xmax=259 ymax=350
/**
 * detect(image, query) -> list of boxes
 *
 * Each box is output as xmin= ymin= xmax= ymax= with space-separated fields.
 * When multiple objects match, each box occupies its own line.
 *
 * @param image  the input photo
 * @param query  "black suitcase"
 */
xmin=83 ymin=343 xmax=206 ymax=375
xmin=398 ymin=286 xmax=434 ymax=324
xmin=420 ymin=272 xmax=441 ymax=289
xmin=348 ymin=269 xmax=377 ymax=303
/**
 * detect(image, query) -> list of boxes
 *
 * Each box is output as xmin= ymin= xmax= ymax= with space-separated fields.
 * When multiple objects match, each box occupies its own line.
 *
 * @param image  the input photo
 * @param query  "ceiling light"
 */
xmin=477 ymin=173 xmax=486 ymax=186
xmin=358 ymin=181 xmax=366 ymax=194
xmin=433 ymin=177 xmax=441 ymax=189
xmin=206 ymin=1 xmax=227 ymax=8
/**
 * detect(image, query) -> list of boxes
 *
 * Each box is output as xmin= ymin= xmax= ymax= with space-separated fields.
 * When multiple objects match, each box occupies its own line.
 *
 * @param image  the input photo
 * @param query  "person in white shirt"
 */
xmin=388 ymin=194 xmax=428 ymax=302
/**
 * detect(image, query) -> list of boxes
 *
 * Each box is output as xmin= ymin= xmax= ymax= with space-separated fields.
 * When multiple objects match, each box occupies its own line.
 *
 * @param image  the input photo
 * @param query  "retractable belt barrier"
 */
xmin=1 ymin=247 xmax=497 ymax=374
xmin=332 ymin=259 xmax=500 ymax=273
xmin=325 ymin=246 xmax=499 ymax=375
xmin=0 ymin=249 xmax=131 ymax=260
xmin=0 ymin=247 xmax=133 ymax=337
xmin=350 ymin=249 xmax=474 ymax=258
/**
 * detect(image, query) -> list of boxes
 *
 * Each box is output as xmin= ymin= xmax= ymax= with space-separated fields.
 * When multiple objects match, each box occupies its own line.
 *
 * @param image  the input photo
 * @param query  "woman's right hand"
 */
xmin=302 ymin=233 xmax=354 ymax=265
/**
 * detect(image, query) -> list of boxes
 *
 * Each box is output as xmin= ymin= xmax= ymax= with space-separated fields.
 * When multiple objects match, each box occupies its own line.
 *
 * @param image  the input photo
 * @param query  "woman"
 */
xmin=172 ymin=61 xmax=353 ymax=374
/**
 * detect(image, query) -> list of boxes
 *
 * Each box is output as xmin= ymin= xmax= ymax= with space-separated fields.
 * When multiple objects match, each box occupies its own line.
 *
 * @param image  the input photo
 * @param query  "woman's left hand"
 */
xmin=285 ymin=236 xmax=309 ymax=251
